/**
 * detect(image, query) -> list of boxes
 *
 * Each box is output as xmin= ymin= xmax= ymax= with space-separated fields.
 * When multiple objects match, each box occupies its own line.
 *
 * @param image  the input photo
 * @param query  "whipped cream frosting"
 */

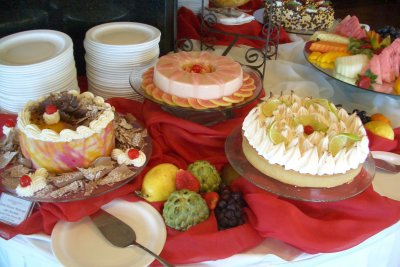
xmin=16 ymin=168 xmax=48 ymax=197
xmin=111 ymin=148 xmax=146 ymax=167
xmin=2 ymin=125 xmax=14 ymax=137
xmin=17 ymin=90 xmax=114 ymax=142
xmin=242 ymin=94 xmax=369 ymax=175
xmin=43 ymin=110 xmax=60 ymax=125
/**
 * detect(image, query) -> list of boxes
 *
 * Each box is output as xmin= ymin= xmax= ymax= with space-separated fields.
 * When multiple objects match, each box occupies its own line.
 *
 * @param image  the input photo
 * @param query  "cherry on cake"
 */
xmin=242 ymin=94 xmax=370 ymax=188
xmin=140 ymin=51 xmax=257 ymax=109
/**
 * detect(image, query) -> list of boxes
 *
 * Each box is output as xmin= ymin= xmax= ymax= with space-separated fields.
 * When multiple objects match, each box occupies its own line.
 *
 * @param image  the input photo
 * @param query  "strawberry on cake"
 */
xmin=242 ymin=94 xmax=370 ymax=188
xmin=141 ymin=51 xmax=257 ymax=109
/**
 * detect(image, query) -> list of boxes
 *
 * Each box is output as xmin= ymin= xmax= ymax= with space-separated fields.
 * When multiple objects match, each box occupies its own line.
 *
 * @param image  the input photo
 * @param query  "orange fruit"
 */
xmin=370 ymin=113 xmax=391 ymax=126
xmin=394 ymin=77 xmax=400 ymax=95
xmin=364 ymin=121 xmax=395 ymax=140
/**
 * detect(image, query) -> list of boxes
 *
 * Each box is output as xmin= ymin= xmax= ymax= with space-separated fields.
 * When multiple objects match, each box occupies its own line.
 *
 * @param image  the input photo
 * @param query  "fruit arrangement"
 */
xmin=306 ymin=15 xmax=400 ymax=95
xmin=138 ymin=160 xmax=247 ymax=231
xmin=347 ymin=107 xmax=395 ymax=140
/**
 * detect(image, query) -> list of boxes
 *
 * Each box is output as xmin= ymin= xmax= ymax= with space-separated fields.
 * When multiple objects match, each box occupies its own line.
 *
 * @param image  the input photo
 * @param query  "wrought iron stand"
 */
xmin=175 ymin=0 xmax=281 ymax=79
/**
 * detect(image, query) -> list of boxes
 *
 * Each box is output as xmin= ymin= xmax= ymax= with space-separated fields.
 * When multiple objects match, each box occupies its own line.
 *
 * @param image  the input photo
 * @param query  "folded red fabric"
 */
xmin=1 ymin=99 xmax=400 ymax=265
xmin=177 ymin=6 xmax=291 ymax=49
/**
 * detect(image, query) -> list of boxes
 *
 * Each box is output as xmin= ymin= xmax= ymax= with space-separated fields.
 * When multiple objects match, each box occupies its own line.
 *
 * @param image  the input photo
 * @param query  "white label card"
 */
xmin=0 ymin=193 xmax=34 ymax=226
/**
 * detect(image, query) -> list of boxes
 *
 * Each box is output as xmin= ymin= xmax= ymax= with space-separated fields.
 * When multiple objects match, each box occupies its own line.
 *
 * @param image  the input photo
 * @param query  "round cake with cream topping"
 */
xmin=17 ymin=90 xmax=115 ymax=174
xmin=153 ymin=51 xmax=243 ymax=100
xmin=242 ymin=94 xmax=369 ymax=188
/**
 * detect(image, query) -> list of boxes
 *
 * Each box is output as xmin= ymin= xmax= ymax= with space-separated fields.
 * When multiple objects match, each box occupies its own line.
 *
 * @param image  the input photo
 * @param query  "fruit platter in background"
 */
xmin=304 ymin=15 xmax=400 ymax=96
xmin=136 ymin=160 xmax=245 ymax=231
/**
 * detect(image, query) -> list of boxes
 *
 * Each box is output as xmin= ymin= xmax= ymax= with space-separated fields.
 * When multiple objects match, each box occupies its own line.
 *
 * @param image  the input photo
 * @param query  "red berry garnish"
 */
xmin=4 ymin=119 xmax=15 ymax=128
xmin=19 ymin=175 xmax=32 ymax=187
xmin=127 ymin=148 xmax=140 ymax=159
xmin=304 ymin=125 xmax=314 ymax=135
xmin=191 ymin=64 xmax=203 ymax=73
xmin=357 ymin=76 xmax=372 ymax=89
xmin=45 ymin=104 xmax=58 ymax=115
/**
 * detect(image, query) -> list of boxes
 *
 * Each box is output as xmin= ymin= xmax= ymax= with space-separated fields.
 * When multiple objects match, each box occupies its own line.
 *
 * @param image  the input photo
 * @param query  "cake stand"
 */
xmin=225 ymin=126 xmax=376 ymax=202
xmin=129 ymin=65 xmax=263 ymax=126
xmin=0 ymin=121 xmax=152 ymax=203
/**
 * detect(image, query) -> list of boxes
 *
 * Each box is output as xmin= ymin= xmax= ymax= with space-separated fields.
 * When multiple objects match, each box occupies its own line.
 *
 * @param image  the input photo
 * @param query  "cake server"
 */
xmin=371 ymin=151 xmax=400 ymax=174
xmin=373 ymin=158 xmax=400 ymax=174
xmin=90 ymin=209 xmax=174 ymax=267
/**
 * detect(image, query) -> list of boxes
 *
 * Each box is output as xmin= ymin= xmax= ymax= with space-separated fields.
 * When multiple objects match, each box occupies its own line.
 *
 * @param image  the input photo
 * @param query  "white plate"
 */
xmin=0 ymin=30 xmax=72 ymax=67
xmin=86 ymin=22 xmax=161 ymax=48
xmin=253 ymin=8 xmax=264 ymax=24
xmin=51 ymin=200 xmax=166 ymax=267
xmin=372 ymin=151 xmax=400 ymax=201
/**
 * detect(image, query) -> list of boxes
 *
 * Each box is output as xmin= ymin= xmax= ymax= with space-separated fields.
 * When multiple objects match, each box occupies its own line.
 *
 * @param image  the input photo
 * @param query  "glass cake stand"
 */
xmin=304 ymin=45 xmax=400 ymax=99
xmin=129 ymin=65 xmax=263 ymax=125
xmin=225 ymin=126 xmax=376 ymax=202
xmin=0 ymin=121 xmax=152 ymax=203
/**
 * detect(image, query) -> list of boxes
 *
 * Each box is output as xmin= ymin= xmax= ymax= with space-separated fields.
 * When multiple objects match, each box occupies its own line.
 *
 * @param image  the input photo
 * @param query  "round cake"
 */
xmin=153 ymin=51 xmax=243 ymax=100
xmin=17 ymin=90 xmax=115 ymax=173
xmin=265 ymin=0 xmax=334 ymax=32
xmin=242 ymin=94 xmax=370 ymax=188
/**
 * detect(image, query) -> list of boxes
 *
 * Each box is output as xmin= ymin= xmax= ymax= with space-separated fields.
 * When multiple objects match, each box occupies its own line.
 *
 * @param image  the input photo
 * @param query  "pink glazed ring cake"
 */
xmin=153 ymin=51 xmax=243 ymax=100
xmin=17 ymin=90 xmax=115 ymax=174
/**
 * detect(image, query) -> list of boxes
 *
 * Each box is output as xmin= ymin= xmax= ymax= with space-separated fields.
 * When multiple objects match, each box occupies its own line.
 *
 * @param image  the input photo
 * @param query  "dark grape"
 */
xmin=352 ymin=109 xmax=371 ymax=124
xmin=215 ymin=185 xmax=246 ymax=230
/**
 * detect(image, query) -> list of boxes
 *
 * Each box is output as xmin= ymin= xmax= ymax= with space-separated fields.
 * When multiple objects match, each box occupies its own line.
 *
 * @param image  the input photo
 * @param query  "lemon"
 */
xmin=268 ymin=121 xmax=287 ymax=145
xmin=394 ymin=77 xmax=400 ymax=95
xmin=364 ymin=121 xmax=395 ymax=140
xmin=141 ymin=163 xmax=179 ymax=202
xmin=328 ymin=133 xmax=361 ymax=156
xmin=294 ymin=114 xmax=329 ymax=132
xmin=261 ymin=99 xmax=281 ymax=117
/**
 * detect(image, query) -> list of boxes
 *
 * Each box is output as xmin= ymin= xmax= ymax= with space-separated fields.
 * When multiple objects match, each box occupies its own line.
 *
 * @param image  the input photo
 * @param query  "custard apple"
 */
xmin=162 ymin=189 xmax=209 ymax=231
xmin=188 ymin=160 xmax=221 ymax=192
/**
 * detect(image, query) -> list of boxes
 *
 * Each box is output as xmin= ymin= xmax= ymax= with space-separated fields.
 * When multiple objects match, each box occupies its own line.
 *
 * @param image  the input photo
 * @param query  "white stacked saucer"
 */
xmin=0 ymin=30 xmax=78 ymax=114
xmin=84 ymin=22 xmax=161 ymax=101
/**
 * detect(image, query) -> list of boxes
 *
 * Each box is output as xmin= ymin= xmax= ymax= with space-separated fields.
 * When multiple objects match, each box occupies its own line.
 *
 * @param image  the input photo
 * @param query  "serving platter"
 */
xmin=130 ymin=65 xmax=263 ymax=125
xmin=225 ymin=126 xmax=375 ymax=202
xmin=51 ymin=200 xmax=166 ymax=267
xmin=304 ymin=45 xmax=399 ymax=98
xmin=0 ymin=120 xmax=152 ymax=203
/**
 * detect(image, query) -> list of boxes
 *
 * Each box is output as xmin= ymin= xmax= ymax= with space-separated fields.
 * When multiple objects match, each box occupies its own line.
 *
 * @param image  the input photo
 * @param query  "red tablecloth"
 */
xmin=1 ymin=99 xmax=400 ymax=265
xmin=177 ymin=1 xmax=291 ymax=49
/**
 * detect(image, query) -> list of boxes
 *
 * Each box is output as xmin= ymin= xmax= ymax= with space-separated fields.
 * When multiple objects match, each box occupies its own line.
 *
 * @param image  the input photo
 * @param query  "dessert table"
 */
xmin=1 ymin=2 xmax=400 ymax=266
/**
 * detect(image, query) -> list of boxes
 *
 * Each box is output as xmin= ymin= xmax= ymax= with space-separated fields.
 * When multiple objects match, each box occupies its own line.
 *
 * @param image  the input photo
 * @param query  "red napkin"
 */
xmin=177 ymin=5 xmax=291 ymax=49
xmin=1 ymin=99 xmax=400 ymax=266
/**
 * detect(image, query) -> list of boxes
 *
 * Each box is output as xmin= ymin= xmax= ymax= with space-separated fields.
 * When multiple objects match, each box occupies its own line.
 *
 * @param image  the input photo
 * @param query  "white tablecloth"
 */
xmin=1 ymin=35 xmax=399 ymax=267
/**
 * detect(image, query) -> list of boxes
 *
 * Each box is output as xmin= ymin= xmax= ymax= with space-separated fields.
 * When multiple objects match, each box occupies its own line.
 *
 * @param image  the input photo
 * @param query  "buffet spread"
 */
xmin=1 ymin=0 xmax=400 ymax=266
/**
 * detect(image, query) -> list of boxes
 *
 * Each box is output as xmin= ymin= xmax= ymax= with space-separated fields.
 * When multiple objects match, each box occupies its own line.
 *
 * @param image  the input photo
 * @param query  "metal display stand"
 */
xmin=175 ymin=0 xmax=281 ymax=79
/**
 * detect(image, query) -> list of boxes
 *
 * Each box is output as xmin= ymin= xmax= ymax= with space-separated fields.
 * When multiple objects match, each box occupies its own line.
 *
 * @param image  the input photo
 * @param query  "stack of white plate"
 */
xmin=84 ymin=22 xmax=161 ymax=101
xmin=0 ymin=30 xmax=78 ymax=114
xmin=178 ymin=0 xmax=209 ymax=14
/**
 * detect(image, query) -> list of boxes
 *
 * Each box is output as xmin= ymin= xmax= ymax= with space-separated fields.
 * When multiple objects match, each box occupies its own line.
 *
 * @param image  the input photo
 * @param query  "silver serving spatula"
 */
xmin=90 ymin=208 xmax=174 ymax=267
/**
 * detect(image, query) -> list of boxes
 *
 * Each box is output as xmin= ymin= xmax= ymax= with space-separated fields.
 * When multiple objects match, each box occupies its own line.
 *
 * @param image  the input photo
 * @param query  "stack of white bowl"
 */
xmin=84 ymin=22 xmax=161 ymax=101
xmin=0 ymin=30 xmax=78 ymax=114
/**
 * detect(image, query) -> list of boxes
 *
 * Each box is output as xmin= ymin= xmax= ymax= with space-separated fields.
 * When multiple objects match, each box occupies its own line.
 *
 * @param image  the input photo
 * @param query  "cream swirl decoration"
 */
xmin=242 ymin=94 xmax=369 ymax=176
xmin=111 ymin=148 xmax=147 ymax=167
xmin=17 ymin=90 xmax=114 ymax=142
xmin=16 ymin=168 xmax=48 ymax=197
